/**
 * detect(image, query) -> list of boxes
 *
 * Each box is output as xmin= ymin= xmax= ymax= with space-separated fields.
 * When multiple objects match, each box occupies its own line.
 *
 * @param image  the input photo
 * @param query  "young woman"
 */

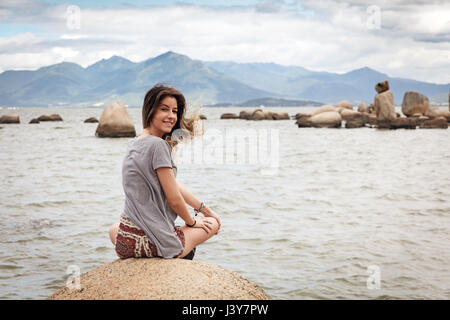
xmin=109 ymin=84 xmax=220 ymax=259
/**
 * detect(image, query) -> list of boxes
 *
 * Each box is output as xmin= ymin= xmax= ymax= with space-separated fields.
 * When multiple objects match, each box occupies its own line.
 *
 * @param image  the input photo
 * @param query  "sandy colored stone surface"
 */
xmin=48 ymin=258 xmax=271 ymax=300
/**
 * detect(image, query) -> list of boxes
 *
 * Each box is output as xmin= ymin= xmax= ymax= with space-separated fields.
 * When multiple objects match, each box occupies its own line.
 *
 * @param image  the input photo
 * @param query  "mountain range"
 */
xmin=0 ymin=51 xmax=448 ymax=107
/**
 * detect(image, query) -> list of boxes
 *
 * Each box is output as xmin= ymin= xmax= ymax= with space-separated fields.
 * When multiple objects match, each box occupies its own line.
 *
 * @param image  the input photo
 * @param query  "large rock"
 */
xmin=357 ymin=102 xmax=368 ymax=113
xmin=401 ymin=91 xmax=430 ymax=117
xmin=0 ymin=113 xmax=20 ymax=123
xmin=271 ymin=112 xmax=289 ymax=120
xmin=340 ymin=109 xmax=364 ymax=121
xmin=336 ymin=100 xmax=353 ymax=110
xmin=96 ymin=101 xmax=136 ymax=138
xmin=311 ymin=105 xmax=336 ymax=117
xmin=310 ymin=111 xmax=342 ymax=128
xmin=296 ymin=115 xmax=312 ymax=127
xmin=374 ymin=90 xmax=396 ymax=121
xmin=239 ymin=110 xmax=253 ymax=120
xmin=249 ymin=109 xmax=264 ymax=120
xmin=425 ymin=107 xmax=450 ymax=121
xmin=38 ymin=114 xmax=63 ymax=121
xmin=419 ymin=117 xmax=448 ymax=129
xmin=389 ymin=117 xmax=417 ymax=129
xmin=48 ymin=258 xmax=270 ymax=300
xmin=221 ymin=113 xmax=239 ymax=119
xmin=375 ymin=80 xmax=389 ymax=94
xmin=84 ymin=117 xmax=99 ymax=123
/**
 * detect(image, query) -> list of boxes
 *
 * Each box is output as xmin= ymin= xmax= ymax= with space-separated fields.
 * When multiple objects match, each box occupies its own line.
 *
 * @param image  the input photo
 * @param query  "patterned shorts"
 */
xmin=115 ymin=214 xmax=185 ymax=259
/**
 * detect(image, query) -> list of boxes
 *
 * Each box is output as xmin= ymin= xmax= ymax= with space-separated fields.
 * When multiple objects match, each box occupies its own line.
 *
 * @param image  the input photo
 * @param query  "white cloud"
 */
xmin=0 ymin=0 xmax=449 ymax=83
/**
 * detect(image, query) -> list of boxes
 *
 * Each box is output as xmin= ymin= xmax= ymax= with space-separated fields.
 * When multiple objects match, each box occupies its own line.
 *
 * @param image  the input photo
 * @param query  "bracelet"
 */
xmin=185 ymin=218 xmax=196 ymax=228
xmin=194 ymin=202 xmax=205 ymax=215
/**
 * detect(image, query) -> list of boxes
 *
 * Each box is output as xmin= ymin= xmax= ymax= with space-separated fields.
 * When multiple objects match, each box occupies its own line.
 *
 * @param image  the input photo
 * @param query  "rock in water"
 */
xmin=95 ymin=101 xmax=136 ymax=138
xmin=357 ymin=102 xmax=368 ymax=113
xmin=48 ymin=258 xmax=271 ymax=300
xmin=84 ymin=117 xmax=99 ymax=123
xmin=335 ymin=100 xmax=353 ymax=110
xmin=375 ymin=80 xmax=389 ymax=94
xmin=374 ymin=90 xmax=396 ymax=121
xmin=401 ymin=91 xmax=430 ymax=117
xmin=0 ymin=113 xmax=20 ymax=123
xmin=220 ymin=113 xmax=239 ymax=119
xmin=309 ymin=111 xmax=342 ymax=128
xmin=38 ymin=114 xmax=63 ymax=121
xmin=311 ymin=105 xmax=336 ymax=117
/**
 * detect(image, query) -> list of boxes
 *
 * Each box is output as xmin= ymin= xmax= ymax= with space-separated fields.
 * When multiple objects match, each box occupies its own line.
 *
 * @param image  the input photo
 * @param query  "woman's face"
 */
xmin=149 ymin=96 xmax=178 ymax=137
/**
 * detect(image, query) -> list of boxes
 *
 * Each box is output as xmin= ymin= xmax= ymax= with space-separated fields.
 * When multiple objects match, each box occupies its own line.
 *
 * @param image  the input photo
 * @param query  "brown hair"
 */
xmin=142 ymin=83 xmax=200 ymax=149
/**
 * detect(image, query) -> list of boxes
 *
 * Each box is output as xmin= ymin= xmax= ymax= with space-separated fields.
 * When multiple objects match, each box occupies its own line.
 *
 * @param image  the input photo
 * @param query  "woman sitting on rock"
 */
xmin=109 ymin=84 xmax=220 ymax=259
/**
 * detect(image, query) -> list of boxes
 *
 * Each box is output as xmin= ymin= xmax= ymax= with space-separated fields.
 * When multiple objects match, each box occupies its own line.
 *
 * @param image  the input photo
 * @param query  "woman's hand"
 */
xmin=189 ymin=216 xmax=217 ymax=234
xmin=201 ymin=207 xmax=221 ymax=235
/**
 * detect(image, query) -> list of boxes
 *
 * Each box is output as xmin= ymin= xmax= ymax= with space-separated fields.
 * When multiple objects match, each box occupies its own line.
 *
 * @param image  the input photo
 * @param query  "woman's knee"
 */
xmin=109 ymin=223 xmax=120 ymax=245
xmin=205 ymin=217 xmax=219 ymax=236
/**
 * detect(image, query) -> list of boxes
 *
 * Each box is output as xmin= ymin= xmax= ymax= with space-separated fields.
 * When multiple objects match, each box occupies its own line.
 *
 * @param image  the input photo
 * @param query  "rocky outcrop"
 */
xmin=296 ymin=115 xmax=312 ymax=127
xmin=199 ymin=114 xmax=207 ymax=120
xmin=95 ymin=101 xmax=136 ymax=138
xmin=401 ymin=91 xmax=430 ymax=117
xmin=419 ymin=117 xmax=448 ymax=129
xmin=48 ymin=258 xmax=270 ymax=300
xmin=309 ymin=111 xmax=342 ymax=128
xmin=220 ymin=113 xmax=239 ymax=119
xmin=425 ymin=107 xmax=450 ymax=121
xmin=375 ymin=80 xmax=389 ymax=94
xmin=335 ymin=100 xmax=353 ymax=110
xmin=84 ymin=117 xmax=99 ymax=123
xmin=38 ymin=114 xmax=63 ymax=121
xmin=29 ymin=118 xmax=40 ymax=124
xmin=374 ymin=90 xmax=396 ymax=121
xmin=311 ymin=105 xmax=336 ymax=117
xmin=0 ymin=113 xmax=20 ymax=123
xmin=357 ymin=102 xmax=368 ymax=113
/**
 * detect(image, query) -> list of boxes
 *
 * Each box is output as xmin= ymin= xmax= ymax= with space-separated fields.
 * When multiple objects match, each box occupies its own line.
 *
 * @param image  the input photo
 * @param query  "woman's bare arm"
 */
xmin=177 ymin=181 xmax=221 ymax=233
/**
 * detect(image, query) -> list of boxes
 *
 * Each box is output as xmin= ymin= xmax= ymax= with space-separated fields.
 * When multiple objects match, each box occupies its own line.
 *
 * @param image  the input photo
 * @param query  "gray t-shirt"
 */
xmin=122 ymin=135 xmax=183 ymax=258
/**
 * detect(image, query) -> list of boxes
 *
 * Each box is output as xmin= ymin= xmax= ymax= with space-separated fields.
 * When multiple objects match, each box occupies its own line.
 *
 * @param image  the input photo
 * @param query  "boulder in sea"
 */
xmin=220 ymin=113 xmax=239 ymax=119
xmin=38 ymin=114 xmax=63 ymax=121
xmin=419 ymin=117 xmax=448 ymax=129
xmin=357 ymin=102 xmax=368 ymax=113
xmin=199 ymin=114 xmax=207 ymax=120
xmin=0 ymin=113 xmax=20 ymax=124
xmin=84 ymin=117 xmax=99 ymax=123
xmin=239 ymin=110 xmax=253 ymax=120
xmin=367 ymin=114 xmax=377 ymax=125
xmin=401 ymin=91 xmax=430 ymax=117
xmin=251 ymin=109 xmax=265 ymax=121
xmin=271 ymin=112 xmax=290 ymax=120
xmin=335 ymin=100 xmax=353 ymax=110
xmin=340 ymin=109 xmax=364 ymax=121
xmin=48 ymin=258 xmax=270 ymax=300
xmin=311 ymin=105 xmax=336 ymax=117
xmin=389 ymin=117 xmax=417 ymax=129
xmin=295 ymin=113 xmax=310 ymax=120
xmin=29 ymin=118 xmax=40 ymax=124
xmin=296 ymin=115 xmax=312 ymax=127
xmin=424 ymin=107 xmax=450 ymax=121
xmin=375 ymin=80 xmax=390 ymax=94
xmin=310 ymin=111 xmax=342 ymax=128
xmin=374 ymin=90 xmax=396 ymax=121
xmin=95 ymin=100 xmax=136 ymax=138
xmin=345 ymin=118 xmax=367 ymax=128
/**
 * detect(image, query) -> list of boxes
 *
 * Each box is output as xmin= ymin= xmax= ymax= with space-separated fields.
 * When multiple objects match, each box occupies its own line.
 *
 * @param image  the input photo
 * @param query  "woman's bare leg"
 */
xmin=178 ymin=217 xmax=219 ymax=258
xmin=109 ymin=223 xmax=120 ymax=245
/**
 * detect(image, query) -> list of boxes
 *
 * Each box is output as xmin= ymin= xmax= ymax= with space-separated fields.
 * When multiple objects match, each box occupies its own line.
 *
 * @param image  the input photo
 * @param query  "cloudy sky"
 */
xmin=1 ymin=0 xmax=449 ymax=83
